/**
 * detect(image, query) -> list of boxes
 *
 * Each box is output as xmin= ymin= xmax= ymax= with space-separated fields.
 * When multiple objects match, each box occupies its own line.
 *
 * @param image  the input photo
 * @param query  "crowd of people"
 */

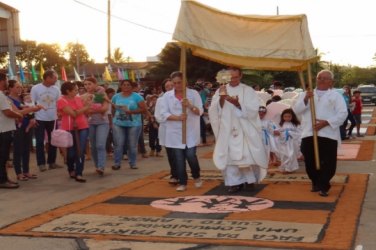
xmin=0 ymin=68 xmax=361 ymax=197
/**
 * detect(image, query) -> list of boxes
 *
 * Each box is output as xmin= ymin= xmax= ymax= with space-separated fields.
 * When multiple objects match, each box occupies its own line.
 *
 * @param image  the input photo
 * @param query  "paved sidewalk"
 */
xmin=0 ymin=109 xmax=375 ymax=249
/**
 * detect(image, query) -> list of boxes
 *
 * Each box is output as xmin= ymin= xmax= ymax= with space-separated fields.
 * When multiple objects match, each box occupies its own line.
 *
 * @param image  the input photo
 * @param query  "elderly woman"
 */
xmin=56 ymin=81 xmax=90 ymax=182
xmin=111 ymin=80 xmax=147 ymax=170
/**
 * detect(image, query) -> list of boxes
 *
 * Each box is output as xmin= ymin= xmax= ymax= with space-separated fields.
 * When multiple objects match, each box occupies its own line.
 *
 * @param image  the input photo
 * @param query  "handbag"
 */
xmin=51 ymin=117 xmax=73 ymax=148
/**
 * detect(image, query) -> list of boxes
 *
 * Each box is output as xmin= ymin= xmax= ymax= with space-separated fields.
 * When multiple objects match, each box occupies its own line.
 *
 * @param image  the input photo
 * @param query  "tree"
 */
xmin=146 ymin=42 xmax=225 ymax=84
xmin=65 ymin=42 xmax=91 ymax=68
xmin=112 ymin=47 xmax=126 ymax=63
xmin=34 ymin=43 xmax=66 ymax=70
xmin=16 ymin=40 xmax=40 ymax=66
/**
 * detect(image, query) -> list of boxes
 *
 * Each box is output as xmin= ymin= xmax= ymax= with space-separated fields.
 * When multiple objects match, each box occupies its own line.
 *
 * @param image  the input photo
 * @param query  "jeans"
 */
xmin=200 ymin=115 xmax=207 ymax=144
xmin=166 ymin=147 xmax=177 ymax=179
xmin=148 ymin=122 xmax=161 ymax=152
xmin=171 ymin=146 xmax=201 ymax=185
xmin=89 ymin=123 xmax=109 ymax=170
xmin=12 ymin=127 xmax=33 ymax=175
xmin=113 ymin=125 xmax=142 ymax=167
xmin=138 ymin=117 xmax=147 ymax=154
xmin=67 ymin=128 xmax=89 ymax=177
xmin=34 ymin=120 xmax=57 ymax=166
xmin=0 ymin=131 xmax=13 ymax=183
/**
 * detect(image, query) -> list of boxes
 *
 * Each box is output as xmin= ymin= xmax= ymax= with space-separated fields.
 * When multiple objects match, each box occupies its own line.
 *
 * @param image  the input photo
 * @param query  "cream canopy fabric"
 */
xmin=173 ymin=0 xmax=318 ymax=71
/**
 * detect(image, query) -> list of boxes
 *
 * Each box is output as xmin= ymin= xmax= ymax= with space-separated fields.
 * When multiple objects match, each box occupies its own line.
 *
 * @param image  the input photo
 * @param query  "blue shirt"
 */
xmin=112 ymin=92 xmax=144 ymax=127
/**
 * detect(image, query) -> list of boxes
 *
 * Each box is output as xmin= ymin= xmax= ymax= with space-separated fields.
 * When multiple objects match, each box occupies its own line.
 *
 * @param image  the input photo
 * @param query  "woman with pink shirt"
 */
xmin=56 ymin=81 xmax=90 ymax=182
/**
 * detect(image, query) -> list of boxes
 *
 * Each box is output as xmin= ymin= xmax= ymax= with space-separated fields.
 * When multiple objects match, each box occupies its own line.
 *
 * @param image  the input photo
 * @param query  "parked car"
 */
xmin=357 ymin=84 xmax=376 ymax=105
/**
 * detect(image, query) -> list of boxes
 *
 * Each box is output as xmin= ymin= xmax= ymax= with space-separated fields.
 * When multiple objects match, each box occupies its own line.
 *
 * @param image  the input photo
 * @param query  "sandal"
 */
xmin=17 ymin=175 xmax=28 ymax=181
xmin=69 ymin=171 xmax=76 ymax=179
xmin=0 ymin=182 xmax=19 ymax=189
xmin=24 ymin=173 xmax=38 ymax=179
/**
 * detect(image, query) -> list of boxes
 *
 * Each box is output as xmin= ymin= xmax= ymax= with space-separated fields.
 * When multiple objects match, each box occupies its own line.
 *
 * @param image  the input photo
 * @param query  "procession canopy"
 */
xmin=173 ymin=0 xmax=318 ymax=71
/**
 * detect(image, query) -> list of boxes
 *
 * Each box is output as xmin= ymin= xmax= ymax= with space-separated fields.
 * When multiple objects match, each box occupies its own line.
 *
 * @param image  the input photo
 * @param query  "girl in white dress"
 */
xmin=258 ymin=106 xmax=278 ymax=166
xmin=274 ymin=108 xmax=302 ymax=173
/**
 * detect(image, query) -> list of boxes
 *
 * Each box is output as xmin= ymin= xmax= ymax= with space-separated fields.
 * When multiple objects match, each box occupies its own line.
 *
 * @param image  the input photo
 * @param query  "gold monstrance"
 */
xmin=216 ymin=69 xmax=231 ymax=96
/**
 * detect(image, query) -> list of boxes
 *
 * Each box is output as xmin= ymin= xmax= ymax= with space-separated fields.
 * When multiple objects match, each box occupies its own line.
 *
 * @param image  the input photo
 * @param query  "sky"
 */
xmin=3 ymin=0 xmax=376 ymax=67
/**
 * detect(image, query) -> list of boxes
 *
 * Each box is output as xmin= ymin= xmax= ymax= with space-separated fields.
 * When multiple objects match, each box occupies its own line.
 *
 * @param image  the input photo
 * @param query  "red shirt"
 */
xmin=57 ymin=96 xmax=89 ymax=130
xmin=352 ymin=97 xmax=362 ymax=115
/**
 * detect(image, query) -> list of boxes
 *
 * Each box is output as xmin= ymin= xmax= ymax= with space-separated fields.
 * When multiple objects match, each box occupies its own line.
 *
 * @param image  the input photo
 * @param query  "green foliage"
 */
xmin=65 ymin=42 xmax=92 ymax=67
xmin=112 ymin=48 xmax=126 ymax=63
xmin=146 ymin=42 xmax=225 ymax=84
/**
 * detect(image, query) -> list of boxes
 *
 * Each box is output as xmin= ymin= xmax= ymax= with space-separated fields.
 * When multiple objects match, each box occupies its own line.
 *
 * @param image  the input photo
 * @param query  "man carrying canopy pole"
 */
xmin=293 ymin=69 xmax=347 ymax=197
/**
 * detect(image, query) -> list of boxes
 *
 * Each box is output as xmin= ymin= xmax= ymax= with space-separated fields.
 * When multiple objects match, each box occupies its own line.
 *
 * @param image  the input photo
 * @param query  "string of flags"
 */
xmin=6 ymin=61 xmax=142 ymax=84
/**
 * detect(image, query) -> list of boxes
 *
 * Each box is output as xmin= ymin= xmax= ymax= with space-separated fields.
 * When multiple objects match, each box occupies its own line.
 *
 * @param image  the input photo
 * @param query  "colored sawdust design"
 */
xmin=0 ymin=170 xmax=368 ymax=250
xmin=339 ymin=140 xmax=374 ymax=161
xmin=201 ymin=140 xmax=374 ymax=161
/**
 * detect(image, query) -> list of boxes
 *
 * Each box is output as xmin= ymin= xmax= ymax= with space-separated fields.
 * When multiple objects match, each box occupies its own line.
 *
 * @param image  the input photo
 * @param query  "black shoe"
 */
xmin=112 ymin=165 xmax=121 ymax=170
xmin=319 ymin=191 xmax=328 ymax=197
xmin=75 ymin=176 xmax=86 ymax=183
xmin=228 ymin=184 xmax=243 ymax=193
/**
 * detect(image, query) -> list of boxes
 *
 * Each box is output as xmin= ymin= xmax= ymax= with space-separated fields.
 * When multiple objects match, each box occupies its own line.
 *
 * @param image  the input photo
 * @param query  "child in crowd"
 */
xmin=258 ymin=106 xmax=279 ymax=166
xmin=21 ymin=93 xmax=37 ymax=132
xmin=274 ymin=108 xmax=302 ymax=174
xmin=352 ymin=90 xmax=364 ymax=137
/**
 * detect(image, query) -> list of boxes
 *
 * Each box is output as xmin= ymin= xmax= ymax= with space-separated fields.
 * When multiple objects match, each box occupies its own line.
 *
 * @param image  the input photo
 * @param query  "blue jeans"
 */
xmin=67 ymin=128 xmax=89 ymax=177
xmin=171 ymin=146 xmax=201 ymax=185
xmin=34 ymin=120 xmax=57 ymax=166
xmin=89 ymin=123 xmax=109 ymax=170
xmin=0 ymin=131 xmax=13 ymax=183
xmin=113 ymin=125 xmax=142 ymax=167
xmin=166 ymin=147 xmax=177 ymax=179
xmin=12 ymin=127 xmax=33 ymax=175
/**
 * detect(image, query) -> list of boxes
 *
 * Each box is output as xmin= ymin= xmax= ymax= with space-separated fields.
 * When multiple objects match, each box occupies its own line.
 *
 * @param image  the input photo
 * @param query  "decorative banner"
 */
xmin=73 ymin=67 xmax=81 ymax=81
xmin=61 ymin=66 xmax=68 ymax=81
xmin=130 ymin=70 xmax=135 ymax=82
xmin=103 ymin=66 xmax=112 ymax=82
xmin=19 ymin=61 xmax=25 ymax=84
xmin=40 ymin=63 xmax=45 ymax=80
xmin=123 ymin=69 xmax=129 ymax=80
xmin=117 ymin=68 xmax=124 ymax=80
xmin=31 ymin=64 xmax=38 ymax=81
xmin=8 ymin=59 xmax=14 ymax=79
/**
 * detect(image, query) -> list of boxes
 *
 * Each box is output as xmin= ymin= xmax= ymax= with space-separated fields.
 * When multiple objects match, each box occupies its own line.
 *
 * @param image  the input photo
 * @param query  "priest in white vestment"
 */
xmin=208 ymin=68 xmax=268 ymax=193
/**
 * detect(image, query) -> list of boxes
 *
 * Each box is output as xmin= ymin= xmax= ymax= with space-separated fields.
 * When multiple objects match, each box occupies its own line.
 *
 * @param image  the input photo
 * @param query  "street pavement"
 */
xmin=0 ymin=106 xmax=375 ymax=250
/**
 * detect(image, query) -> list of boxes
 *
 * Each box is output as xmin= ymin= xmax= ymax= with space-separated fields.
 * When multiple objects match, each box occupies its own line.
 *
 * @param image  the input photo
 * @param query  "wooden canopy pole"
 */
xmin=304 ymin=64 xmax=320 ymax=170
xmin=179 ymin=45 xmax=187 ymax=144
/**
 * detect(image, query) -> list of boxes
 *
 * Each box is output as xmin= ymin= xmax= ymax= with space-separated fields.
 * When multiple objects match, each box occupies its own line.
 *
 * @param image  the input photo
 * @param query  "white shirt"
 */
xmin=293 ymin=88 xmax=347 ymax=142
xmin=159 ymin=88 xmax=203 ymax=149
xmin=0 ymin=91 xmax=16 ymax=133
xmin=30 ymin=83 xmax=60 ymax=121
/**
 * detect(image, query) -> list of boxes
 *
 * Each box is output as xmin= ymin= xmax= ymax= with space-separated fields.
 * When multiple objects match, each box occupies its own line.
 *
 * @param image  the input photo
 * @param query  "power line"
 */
xmin=73 ymin=0 xmax=172 ymax=35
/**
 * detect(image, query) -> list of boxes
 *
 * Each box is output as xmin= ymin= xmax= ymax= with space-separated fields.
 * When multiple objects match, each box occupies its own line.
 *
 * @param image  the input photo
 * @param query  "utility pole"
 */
xmin=107 ymin=0 xmax=111 ymax=64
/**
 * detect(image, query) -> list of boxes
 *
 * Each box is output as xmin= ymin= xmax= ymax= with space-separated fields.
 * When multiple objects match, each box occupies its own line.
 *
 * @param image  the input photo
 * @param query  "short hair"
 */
xmin=0 ymin=72 xmax=7 ymax=81
xmin=105 ymin=87 xmax=115 ymax=95
xmin=228 ymin=67 xmax=243 ymax=76
xmin=43 ymin=69 xmax=57 ymax=80
xmin=8 ymin=79 xmax=18 ymax=89
xmin=60 ymin=81 xmax=77 ymax=95
xmin=83 ymin=77 xmax=97 ymax=84
xmin=170 ymin=71 xmax=183 ymax=79
xmin=317 ymin=69 xmax=334 ymax=80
